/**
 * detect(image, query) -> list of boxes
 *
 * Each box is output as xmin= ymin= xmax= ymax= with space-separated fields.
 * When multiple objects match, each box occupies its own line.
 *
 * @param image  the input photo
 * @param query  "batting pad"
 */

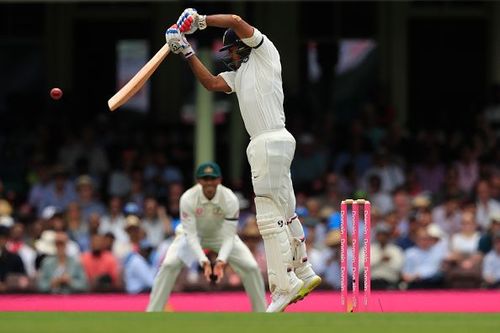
xmin=255 ymin=196 xmax=294 ymax=292
xmin=287 ymin=217 xmax=316 ymax=279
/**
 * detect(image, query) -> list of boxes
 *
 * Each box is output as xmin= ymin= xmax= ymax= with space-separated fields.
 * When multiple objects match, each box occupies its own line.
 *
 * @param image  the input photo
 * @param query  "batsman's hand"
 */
xmin=213 ymin=260 xmax=226 ymax=283
xmin=165 ymin=24 xmax=195 ymax=58
xmin=177 ymin=8 xmax=207 ymax=34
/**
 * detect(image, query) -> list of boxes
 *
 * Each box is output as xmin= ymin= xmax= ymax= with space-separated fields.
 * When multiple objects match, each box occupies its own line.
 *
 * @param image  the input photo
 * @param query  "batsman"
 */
xmin=165 ymin=9 xmax=321 ymax=312
xmin=147 ymin=162 xmax=266 ymax=312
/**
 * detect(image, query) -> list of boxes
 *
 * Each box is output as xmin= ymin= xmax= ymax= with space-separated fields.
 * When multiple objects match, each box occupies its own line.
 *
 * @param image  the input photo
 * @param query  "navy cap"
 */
xmin=196 ymin=162 xmax=221 ymax=179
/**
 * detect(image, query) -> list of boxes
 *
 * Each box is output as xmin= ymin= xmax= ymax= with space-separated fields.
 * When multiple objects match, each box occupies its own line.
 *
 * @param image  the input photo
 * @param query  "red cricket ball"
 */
xmin=50 ymin=88 xmax=63 ymax=100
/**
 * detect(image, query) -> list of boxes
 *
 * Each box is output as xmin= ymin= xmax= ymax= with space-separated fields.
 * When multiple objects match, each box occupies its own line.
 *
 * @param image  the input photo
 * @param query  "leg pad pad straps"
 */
xmin=255 ymin=196 xmax=293 ymax=292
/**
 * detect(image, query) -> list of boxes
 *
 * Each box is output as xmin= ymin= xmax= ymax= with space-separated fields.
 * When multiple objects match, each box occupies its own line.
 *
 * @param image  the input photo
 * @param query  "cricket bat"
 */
xmin=108 ymin=43 xmax=170 ymax=111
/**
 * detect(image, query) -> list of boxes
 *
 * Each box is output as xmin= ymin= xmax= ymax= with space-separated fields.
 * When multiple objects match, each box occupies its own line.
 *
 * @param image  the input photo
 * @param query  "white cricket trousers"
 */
xmin=146 ymin=235 xmax=267 ymax=312
xmin=247 ymin=128 xmax=297 ymax=219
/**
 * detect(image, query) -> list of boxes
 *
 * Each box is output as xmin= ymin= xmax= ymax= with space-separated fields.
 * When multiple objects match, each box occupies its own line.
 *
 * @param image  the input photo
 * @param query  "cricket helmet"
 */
xmin=219 ymin=28 xmax=251 ymax=71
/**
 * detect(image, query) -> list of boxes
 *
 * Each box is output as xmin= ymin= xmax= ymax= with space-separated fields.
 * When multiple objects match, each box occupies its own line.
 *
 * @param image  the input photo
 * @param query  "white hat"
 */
xmin=0 ymin=215 xmax=14 ymax=227
xmin=34 ymin=230 xmax=57 ymax=255
xmin=427 ymin=224 xmax=444 ymax=239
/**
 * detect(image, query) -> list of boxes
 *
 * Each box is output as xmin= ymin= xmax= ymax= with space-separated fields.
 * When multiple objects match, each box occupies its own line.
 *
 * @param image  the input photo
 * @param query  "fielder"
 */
xmin=165 ymin=9 xmax=321 ymax=312
xmin=146 ymin=162 xmax=266 ymax=312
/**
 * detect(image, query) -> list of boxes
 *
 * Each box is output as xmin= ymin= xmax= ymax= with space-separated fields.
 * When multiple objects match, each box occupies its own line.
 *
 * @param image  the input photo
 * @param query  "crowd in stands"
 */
xmin=2 ymin=98 xmax=500 ymax=294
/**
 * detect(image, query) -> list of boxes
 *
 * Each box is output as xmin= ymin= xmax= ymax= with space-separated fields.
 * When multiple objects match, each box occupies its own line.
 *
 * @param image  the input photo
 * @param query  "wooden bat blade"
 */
xmin=108 ymin=43 xmax=170 ymax=111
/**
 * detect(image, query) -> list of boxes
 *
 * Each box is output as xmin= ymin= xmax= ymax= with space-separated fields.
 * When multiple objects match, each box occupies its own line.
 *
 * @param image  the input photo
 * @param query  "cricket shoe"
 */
xmin=290 ymin=275 xmax=322 ymax=304
xmin=266 ymin=278 xmax=304 ymax=313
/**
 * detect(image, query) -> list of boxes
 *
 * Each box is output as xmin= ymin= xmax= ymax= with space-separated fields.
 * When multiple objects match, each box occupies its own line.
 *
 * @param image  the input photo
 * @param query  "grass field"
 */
xmin=1 ymin=313 xmax=500 ymax=333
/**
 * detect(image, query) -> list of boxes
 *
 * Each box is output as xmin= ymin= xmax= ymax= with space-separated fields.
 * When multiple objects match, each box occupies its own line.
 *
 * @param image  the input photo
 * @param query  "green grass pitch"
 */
xmin=1 ymin=313 xmax=500 ymax=333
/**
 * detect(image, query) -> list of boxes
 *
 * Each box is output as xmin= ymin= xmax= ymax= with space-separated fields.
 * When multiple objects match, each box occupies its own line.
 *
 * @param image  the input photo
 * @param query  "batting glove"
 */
xmin=165 ymin=24 xmax=195 ymax=58
xmin=177 ymin=8 xmax=207 ymax=34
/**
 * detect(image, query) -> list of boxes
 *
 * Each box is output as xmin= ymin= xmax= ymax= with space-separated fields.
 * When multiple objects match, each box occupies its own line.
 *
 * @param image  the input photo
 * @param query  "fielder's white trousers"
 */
xmin=146 ymin=234 xmax=266 ymax=312
xmin=247 ymin=128 xmax=297 ymax=219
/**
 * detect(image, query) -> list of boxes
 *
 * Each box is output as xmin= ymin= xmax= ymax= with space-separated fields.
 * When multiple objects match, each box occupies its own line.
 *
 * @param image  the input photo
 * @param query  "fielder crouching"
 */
xmin=146 ymin=162 xmax=266 ymax=312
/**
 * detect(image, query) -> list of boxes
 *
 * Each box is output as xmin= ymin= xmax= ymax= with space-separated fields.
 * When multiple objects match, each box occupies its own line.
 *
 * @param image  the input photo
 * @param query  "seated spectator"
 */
xmin=478 ymin=213 xmax=500 ymax=256
xmin=80 ymin=234 xmax=122 ymax=292
xmin=142 ymin=197 xmax=172 ymax=247
xmin=482 ymin=231 xmax=500 ymax=288
xmin=38 ymin=166 xmax=77 ymax=218
xmin=401 ymin=227 xmax=446 ymax=289
xmin=0 ymin=225 xmax=30 ymax=293
xmin=65 ymin=202 xmax=89 ymax=251
xmin=475 ymin=179 xmax=500 ymax=231
xmin=37 ymin=231 xmax=88 ymax=294
xmin=432 ymin=193 xmax=462 ymax=237
xmin=370 ymin=223 xmax=404 ymax=290
xmin=442 ymin=212 xmax=482 ymax=288
xmin=99 ymin=196 xmax=128 ymax=243
xmin=122 ymin=216 xmax=155 ymax=294
xmin=7 ymin=223 xmax=36 ymax=279
xmin=395 ymin=211 xmax=418 ymax=250
xmin=75 ymin=175 xmax=106 ymax=223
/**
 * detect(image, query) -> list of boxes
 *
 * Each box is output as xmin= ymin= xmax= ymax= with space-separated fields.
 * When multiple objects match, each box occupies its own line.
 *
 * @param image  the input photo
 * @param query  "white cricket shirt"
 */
xmin=219 ymin=28 xmax=286 ymax=139
xmin=177 ymin=183 xmax=239 ymax=265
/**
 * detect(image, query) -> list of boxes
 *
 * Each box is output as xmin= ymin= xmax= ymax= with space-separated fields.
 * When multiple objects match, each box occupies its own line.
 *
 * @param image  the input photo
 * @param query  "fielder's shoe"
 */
xmin=291 ymin=275 xmax=322 ymax=304
xmin=266 ymin=278 xmax=304 ymax=313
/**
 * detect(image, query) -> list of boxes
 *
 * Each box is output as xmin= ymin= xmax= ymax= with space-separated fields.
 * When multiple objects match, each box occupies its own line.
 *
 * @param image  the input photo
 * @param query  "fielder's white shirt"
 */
xmin=219 ymin=28 xmax=286 ymax=139
xmin=177 ymin=184 xmax=239 ymax=265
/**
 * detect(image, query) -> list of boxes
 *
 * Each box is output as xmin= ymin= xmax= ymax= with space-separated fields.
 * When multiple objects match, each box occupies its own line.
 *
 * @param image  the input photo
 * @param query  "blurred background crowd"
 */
xmin=2 ymin=94 xmax=500 ymax=294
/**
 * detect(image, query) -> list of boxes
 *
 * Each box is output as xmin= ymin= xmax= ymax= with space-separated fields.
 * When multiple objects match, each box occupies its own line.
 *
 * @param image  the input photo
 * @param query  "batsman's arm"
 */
xmin=186 ymin=56 xmax=231 ymax=93
xmin=205 ymin=14 xmax=254 ymax=40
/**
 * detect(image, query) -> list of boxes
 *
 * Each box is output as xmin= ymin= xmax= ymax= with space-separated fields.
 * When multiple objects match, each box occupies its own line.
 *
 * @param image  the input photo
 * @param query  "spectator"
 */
xmin=401 ymin=227 xmax=446 ymax=289
xmin=6 ymin=223 xmax=36 ymax=278
xmin=38 ymin=166 xmax=77 ymax=217
xmin=370 ymin=223 xmax=404 ymax=289
xmin=122 ymin=216 xmax=155 ymax=294
xmin=392 ymin=187 xmax=412 ymax=238
xmin=80 ymin=234 xmax=122 ymax=292
xmin=0 ymin=225 xmax=29 ymax=293
xmin=432 ymin=193 xmax=462 ymax=237
xmin=433 ymin=166 xmax=466 ymax=205
xmin=482 ymin=231 xmax=500 ymax=288
xmin=37 ymin=231 xmax=88 ymax=294
xmin=395 ymin=211 xmax=419 ymax=250
xmin=99 ymin=196 xmax=128 ymax=243
xmin=475 ymin=179 xmax=500 ymax=231
xmin=478 ymin=213 xmax=500 ymax=256
xmin=65 ymin=202 xmax=89 ymax=251
xmin=75 ymin=175 xmax=106 ymax=223
xmin=142 ymin=197 xmax=172 ymax=247
xmin=442 ymin=212 xmax=482 ymax=288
